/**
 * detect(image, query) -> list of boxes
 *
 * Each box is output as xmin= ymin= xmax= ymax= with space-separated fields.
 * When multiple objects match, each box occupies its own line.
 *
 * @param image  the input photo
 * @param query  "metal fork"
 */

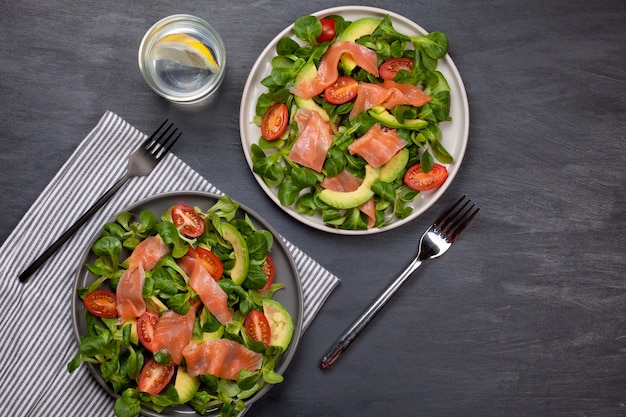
xmin=18 ymin=120 xmax=181 ymax=283
xmin=320 ymin=195 xmax=479 ymax=369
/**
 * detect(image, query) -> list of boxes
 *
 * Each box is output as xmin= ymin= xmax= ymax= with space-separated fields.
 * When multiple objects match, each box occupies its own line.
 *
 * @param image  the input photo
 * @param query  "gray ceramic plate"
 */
xmin=71 ymin=191 xmax=303 ymax=416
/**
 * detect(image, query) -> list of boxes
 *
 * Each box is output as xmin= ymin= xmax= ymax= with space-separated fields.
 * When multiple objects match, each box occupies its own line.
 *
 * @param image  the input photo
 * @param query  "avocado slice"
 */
xmin=262 ymin=299 xmax=294 ymax=352
xmin=293 ymin=61 xmax=330 ymax=121
xmin=368 ymin=106 xmax=428 ymax=130
xmin=122 ymin=319 xmax=139 ymax=345
xmin=200 ymin=327 xmax=224 ymax=342
xmin=174 ymin=368 xmax=200 ymax=404
xmin=380 ymin=148 xmax=410 ymax=183
xmin=221 ymin=223 xmax=249 ymax=285
xmin=337 ymin=17 xmax=382 ymax=73
xmin=145 ymin=295 xmax=169 ymax=313
xmin=192 ymin=327 xmax=225 ymax=344
xmin=294 ymin=96 xmax=330 ymax=122
xmin=193 ymin=306 xmax=225 ymax=343
xmin=318 ymin=165 xmax=380 ymax=209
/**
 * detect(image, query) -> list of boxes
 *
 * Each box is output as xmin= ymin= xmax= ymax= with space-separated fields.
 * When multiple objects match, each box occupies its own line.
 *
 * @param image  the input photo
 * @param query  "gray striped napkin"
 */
xmin=0 ymin=111 xmax=339 ymax=416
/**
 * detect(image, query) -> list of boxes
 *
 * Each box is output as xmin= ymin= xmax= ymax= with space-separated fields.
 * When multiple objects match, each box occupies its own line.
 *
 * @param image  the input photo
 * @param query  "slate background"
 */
xmin=1 ymin=0 xmax=625 ymax=416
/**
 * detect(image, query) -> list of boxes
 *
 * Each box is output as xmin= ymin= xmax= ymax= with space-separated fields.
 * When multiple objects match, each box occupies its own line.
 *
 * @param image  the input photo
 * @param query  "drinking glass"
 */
xmin=138 ymin=14 xmax=226 ymax=103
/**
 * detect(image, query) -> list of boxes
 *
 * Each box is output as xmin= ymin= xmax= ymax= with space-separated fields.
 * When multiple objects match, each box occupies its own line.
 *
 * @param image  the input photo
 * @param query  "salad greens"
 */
xmin=251 ymin=14 xmax=453 ymax=231
xmin=68 ymin=195 xmax=293 ymax=417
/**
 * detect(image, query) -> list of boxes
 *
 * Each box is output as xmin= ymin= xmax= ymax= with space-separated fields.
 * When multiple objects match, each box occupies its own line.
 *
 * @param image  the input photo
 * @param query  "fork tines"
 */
xmin=433 ymin=195 xmax=479 ymax=242
xmin=144 ymin=119 xmax=182 ymax=161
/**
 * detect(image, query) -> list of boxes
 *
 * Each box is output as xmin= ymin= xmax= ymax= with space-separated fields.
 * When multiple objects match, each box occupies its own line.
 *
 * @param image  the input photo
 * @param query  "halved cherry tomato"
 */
xmin=261 ymin=103 xmax=289 ymax=141
xmin=379 ymin=57 xmax=414 ymax=80
xmin=260 ymin=254 xmax=275 ymax=292
xmin=244 ymin=310 xmax=271 ymax=347
xmin=171 ymin=203 xmax=204 ymax=238
xmin=403 ymin=163 xmax=449 ymax=191
xmin=192 ymin=246 xmax=224 ymax=280
xmin=324 ymin=76 xmax=358 ymax=105
xmin=137 ymin=358 xmax=174 ymax=395
xmin=317 ymin=17 xmax=337 ymax=43
xmin=137 ymin=311 xmax=159 ymax=352
xmin=83 ymin=289 xmax=117 ymax=318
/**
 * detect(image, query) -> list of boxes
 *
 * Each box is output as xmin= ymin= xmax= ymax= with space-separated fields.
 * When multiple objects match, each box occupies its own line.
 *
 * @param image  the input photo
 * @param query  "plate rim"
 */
xmin=239 ymin=5 xmax=469 ymax=235
xmin=71 ymin=190 xmax=304 ymax=416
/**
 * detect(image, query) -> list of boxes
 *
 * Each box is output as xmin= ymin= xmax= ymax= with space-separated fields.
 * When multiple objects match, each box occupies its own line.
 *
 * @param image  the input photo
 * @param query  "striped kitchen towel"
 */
xmin=0 ymin=111 xmax=340 ymax=416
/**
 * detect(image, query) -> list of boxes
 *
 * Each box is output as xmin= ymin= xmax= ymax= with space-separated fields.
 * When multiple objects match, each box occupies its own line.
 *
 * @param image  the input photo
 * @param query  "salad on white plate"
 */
xmin=239 ymin=6 xmax=469 ymax=235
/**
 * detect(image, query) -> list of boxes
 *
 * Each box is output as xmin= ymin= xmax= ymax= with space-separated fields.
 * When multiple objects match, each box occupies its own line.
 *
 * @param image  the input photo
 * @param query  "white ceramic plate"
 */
xmin=71 ymin=191 xmax=303 ymax=417
xmin=239 ymin=6 xmax=469 ymax=235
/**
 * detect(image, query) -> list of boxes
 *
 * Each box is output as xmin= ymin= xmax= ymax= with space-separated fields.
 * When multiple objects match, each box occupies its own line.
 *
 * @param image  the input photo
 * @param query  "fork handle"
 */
xmin=18 ymin=172 xmax=131 ymax=283
xmin=320 ymin=257 xmax=424 ymax=369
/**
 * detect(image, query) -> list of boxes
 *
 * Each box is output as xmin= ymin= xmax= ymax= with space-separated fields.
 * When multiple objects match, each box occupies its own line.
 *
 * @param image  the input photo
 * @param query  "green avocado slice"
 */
xmin=368 ymin=106 xmax=428 ymax=130
xmin=380 ymin=148 xmax=410 ymax=183
xmin=221 ymin=223 xmax=249 ymax=285
xmin=318 ymin=165 xmax=380 ymax=209
xmin=262 ymin=299 xmax=294 ymax=352
xmin=174 ymin=368 xmax=200 ymax=404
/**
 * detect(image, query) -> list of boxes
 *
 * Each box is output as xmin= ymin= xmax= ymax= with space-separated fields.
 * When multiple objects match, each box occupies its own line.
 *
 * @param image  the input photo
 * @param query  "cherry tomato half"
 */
xmin=137 ymin=311 xmax=159 ymax=352
xmin=192 ymin=246 xmax=224 ymax=280
xmin=83 ymin=289 xmax=117 ymax=318
xmin=379 ymin=58 xmax=414 ymax=81
xmin=137 ymin=358 xmax=174 ymax=395
xmin=261 ymin=103 xmax=289 ymax=141
xmin=324 ymin=76 xmax=359 ymax=105
xmin=171 ymin=203 xmax=205 ymax=238
xmin=317 ymin=18 xmax=336 ymax=43
xmin=403 ymin=163 xmax=449 ymax=191
xmin=260 ymin=254 xmax=276 ymax=292
xmin=244 ymin=310 xmax=271 ymax=347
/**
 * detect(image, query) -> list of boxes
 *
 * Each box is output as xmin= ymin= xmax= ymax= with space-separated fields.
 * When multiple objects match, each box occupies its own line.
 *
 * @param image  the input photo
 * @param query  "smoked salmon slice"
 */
xmin=151 ymin=304 xmax=197 ymax=364
xmin=187 ymin=256 xmax=234 ymax=325
xmin=116 ymin=265 xmax=147 ymax=321
xmin=358 ymin=197 xmax=376 ymax=229
xmin=116 ymin=236 xmax=170 ymax=321
xmin=348 ymin=83 xmax=387 ymax=120
xmin=177 ymin=253 xmax=195 ymax=277
xmin=183 ymin=339 xmax=263 ymax=380
xmin=349 ymin=80 xmax=431 ymax=120
xmin=288 ymin=108 xmax=333 ymax=172
xmin=382 ymin=79 xmax=432 ymax=108
xmin=128 ymin=235 xmax=171 ymax=270
xmin=320 ymin=169 xmax=363 ymax=191
xmin=347 ymin=125 xmax=407 ymax=168
xmin=290 ymin=41 xmax=379 ymax=99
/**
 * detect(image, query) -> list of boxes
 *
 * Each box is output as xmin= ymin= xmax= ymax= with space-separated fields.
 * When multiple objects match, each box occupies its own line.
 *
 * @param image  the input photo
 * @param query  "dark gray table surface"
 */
xmin=1 ymin=0 xmax=625 ymax=416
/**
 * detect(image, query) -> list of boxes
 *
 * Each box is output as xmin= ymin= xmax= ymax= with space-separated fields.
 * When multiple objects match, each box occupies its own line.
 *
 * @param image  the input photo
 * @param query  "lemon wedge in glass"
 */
xmin=152 ymin=33 xmax=220 ymax=73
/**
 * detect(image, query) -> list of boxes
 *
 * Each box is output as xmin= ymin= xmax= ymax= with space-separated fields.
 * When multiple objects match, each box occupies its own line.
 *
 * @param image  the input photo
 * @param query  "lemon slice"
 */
xmin=152 ymin=33 xmax=220 ymax=72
